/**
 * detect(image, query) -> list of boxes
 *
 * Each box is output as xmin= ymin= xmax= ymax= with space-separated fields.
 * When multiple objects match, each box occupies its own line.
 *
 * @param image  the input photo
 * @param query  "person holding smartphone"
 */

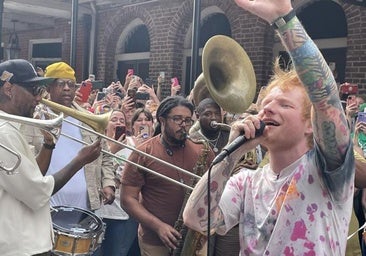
xmin=171 ymin=77 xmax=181 ymax=96
xmin=95 ymin=109 xmax=141 ymax=256
xmin=130 ymin=108 xmax=155 ymax=145
xmin=345 ymin=93 xmax=366 ymax=131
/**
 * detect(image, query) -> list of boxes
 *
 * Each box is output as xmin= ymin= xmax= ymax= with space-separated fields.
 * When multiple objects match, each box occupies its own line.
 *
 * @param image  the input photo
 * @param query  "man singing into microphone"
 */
xmin=183 ymin=0 xmax=354 ymax=255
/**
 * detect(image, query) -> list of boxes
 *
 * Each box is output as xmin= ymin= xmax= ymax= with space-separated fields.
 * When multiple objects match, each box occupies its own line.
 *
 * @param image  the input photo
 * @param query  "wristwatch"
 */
xmin=271 ymin=9 xmax=296 ymax=30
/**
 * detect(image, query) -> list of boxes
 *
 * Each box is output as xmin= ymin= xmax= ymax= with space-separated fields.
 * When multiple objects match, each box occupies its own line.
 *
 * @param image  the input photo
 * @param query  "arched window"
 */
xmin=116 ymin=22 xmax=150 ymax=82
xmin=184 ymin=10 xmax=231 ymax=94
xmin=125 ymin=25 xmax=150 ymax=53
xmin=275 ymin=0 xmax=347 ymax=83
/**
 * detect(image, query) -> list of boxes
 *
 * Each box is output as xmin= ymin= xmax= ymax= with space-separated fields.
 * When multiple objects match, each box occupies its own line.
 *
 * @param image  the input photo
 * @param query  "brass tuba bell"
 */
xmin=193 ymin=35 xmax=257 ymax=113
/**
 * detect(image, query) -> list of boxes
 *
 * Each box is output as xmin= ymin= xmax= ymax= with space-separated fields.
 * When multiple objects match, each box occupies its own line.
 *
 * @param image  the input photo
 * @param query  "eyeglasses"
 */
xmin=167 ymin=116 xmax=194 ymax=126
xmin=54 ymin=79 xmax=77 ymax=89
xmin=18 ymin=84 xmax=46 ymax=96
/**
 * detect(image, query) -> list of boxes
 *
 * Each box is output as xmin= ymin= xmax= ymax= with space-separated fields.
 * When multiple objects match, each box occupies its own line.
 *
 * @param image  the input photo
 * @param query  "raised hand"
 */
xmin=234 ymin=0 xmax=292 ymax=23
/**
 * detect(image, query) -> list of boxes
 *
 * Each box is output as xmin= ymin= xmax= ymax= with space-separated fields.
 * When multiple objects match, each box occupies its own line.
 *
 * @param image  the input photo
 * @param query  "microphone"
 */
xmin=211 ymin=121 xmax=266 ymax=165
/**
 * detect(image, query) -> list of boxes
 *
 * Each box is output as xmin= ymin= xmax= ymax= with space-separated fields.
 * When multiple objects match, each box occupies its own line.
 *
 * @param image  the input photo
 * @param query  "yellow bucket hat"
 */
xmin=44 ymin=62 xmax=76 ymax=81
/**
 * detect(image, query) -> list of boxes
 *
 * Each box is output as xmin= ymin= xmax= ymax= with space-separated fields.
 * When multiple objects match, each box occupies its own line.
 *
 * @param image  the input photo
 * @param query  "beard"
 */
xmin=165 ymin=127 xmax=187 ymax=146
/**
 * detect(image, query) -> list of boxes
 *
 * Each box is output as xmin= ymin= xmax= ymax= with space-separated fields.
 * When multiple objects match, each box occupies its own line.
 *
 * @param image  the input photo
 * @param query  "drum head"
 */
xmin=51 ymin=206 xmax=102 ymax=234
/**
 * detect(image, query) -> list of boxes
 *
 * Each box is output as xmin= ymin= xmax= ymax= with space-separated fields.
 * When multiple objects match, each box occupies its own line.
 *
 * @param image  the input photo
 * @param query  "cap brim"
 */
xmin=22 ymin=77 xmax=53 ymax=85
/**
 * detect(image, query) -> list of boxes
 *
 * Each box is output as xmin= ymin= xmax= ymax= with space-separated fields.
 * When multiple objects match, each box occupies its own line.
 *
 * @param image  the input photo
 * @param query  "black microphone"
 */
xmin=211 ymin=121 xmax=266 ymax=165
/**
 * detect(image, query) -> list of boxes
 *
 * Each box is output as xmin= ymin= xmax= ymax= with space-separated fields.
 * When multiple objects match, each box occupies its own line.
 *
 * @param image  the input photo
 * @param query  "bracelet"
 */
xmin=271 ymin=9 xmax=296 ymax=30
xmin=43 ymin=143 xmax=56 ymax=150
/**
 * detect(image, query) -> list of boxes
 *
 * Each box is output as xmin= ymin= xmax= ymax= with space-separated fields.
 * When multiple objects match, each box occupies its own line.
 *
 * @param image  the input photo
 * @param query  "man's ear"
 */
xmin=194 ymin=110 xmax=200 ymax=119
xmin=2 ymin=82 xmax=13 ymax=98
xmin=304 ymin=118 xmax=313 ymax=136
xmin=158 ymin=116 xmax=165 ymax=125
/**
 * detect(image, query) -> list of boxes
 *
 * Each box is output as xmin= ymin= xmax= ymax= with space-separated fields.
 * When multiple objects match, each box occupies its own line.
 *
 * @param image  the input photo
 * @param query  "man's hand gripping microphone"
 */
xmin=211 ymin=121 xmax=266 ymax=165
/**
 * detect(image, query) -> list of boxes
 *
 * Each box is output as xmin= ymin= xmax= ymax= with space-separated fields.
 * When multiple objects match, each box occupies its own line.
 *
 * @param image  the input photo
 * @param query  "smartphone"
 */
xmin=358 ymin=112 xmax=366 ymax=123
xmin=159 ymin=72 xmax=165 ymax=81
xmin=127 ymin=88 xmax=137 ymax=100
xmin=103 ymin=87 xmax=114 ymax=94
xmin=79 ymin=81 xmax=92 ymax=103
xmin=115 ymin=126 xmax=126 ymax=140
xmin=96 ymin=92 xmax=106 ymax=101
xmin=128 ymin=69 xmax=134 ymax=76
xmin=347 ymin=95 xmax=356 ymax=106
xmin=135 ymin=92 xmax=150 ymax=100
xmin=92 ymin=80 xmax=105 ymax=90
xmin=140 ymin=125 xmax=150 ymax=139
xmin=171 ymin=77 xmax=179 ymax=86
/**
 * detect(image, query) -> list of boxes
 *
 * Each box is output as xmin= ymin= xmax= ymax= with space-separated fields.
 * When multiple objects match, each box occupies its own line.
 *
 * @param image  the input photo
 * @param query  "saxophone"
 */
xmin=170 ymin=138 xmax=210 ymax=256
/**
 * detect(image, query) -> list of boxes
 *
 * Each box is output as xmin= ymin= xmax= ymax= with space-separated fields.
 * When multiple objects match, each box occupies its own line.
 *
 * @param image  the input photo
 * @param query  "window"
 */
xmin=29 ymin=39 xmax=62 ymax=70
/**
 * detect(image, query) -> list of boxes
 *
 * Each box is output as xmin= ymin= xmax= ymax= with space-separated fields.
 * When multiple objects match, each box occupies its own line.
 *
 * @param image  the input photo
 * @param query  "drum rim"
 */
xmin=51 ymin=205 xmax=103 ymax=234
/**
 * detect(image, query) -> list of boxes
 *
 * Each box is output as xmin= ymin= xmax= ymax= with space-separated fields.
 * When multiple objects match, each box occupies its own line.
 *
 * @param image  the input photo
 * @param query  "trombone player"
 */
xmin=0 ymin=59 xmax=102 ymax=256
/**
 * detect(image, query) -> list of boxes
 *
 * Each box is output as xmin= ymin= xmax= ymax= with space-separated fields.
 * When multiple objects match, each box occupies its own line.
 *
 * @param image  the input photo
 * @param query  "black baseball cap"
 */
xmin=0 ymin=59 xmax=52 ymax=86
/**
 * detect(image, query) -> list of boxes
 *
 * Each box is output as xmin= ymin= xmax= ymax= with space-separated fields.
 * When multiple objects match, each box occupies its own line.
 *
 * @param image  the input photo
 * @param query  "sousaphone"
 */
xmin=192 ymin=35 xmax=256 ymax=113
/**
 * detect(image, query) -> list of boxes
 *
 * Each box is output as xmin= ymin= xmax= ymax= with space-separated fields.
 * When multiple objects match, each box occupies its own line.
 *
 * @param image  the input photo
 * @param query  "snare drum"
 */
xmin=51 ymin=206 xmax=104 ymax=256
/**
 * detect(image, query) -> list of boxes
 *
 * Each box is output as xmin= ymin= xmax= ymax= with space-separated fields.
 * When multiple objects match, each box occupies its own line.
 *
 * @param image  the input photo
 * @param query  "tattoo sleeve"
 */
xmin=278 ymin=17 xmax=350 ymax=170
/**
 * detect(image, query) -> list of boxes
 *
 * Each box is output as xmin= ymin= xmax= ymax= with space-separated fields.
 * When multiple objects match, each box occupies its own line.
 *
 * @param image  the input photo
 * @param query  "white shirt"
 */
xmin=47 ymin=116 xmax=88 ymax=209
xmin=0 ymin=116 xmax=55 ymax=255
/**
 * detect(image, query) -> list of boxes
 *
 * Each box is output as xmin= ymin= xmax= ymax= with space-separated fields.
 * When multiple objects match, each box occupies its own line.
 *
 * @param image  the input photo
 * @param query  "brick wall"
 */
xmin=4 ymin=0 xmax=366 ymax=100
xmin=344 ymin=3 xmax=366 ymax=94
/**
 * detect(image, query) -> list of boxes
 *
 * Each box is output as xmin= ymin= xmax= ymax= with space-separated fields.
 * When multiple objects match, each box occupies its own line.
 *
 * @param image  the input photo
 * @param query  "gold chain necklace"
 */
xmin=198 ymin=129 xmax=221 ymax=153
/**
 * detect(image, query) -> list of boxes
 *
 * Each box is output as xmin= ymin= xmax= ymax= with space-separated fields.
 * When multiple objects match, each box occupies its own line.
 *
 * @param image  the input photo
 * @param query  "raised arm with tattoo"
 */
xmin=183 ymin=0 xmax=354 ymax=255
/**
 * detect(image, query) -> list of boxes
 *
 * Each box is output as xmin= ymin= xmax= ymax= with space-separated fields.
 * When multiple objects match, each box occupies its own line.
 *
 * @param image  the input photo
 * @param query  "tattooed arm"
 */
xmin=277 ymin=19 xmax=349 ymax=171
xmin=234 ymin=0 xmax=349 ymax=170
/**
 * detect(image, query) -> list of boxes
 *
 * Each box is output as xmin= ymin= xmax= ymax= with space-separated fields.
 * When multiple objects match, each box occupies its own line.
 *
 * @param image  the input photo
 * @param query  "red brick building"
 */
xmin=2 ymin=0 xmax=366 ymax=98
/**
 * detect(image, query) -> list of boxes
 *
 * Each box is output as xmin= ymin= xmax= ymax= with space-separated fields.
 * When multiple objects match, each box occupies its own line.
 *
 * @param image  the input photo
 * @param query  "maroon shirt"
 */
xmin=121 ymin=135 xmax=214 ymax=246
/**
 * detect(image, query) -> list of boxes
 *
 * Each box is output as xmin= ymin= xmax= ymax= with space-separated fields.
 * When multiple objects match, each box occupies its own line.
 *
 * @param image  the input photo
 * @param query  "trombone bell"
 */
xmin=0 ymin=111 xmax=63 ymax=143
xmin=41 ymin=98 xmax=110 ymax=134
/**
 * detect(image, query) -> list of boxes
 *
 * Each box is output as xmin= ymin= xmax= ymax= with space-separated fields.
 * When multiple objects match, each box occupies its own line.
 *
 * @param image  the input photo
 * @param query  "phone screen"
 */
xmin=97 ymin=92 xmax=106 ymax=101
xmin=171 ymin=77 xmax=179 ymax=86
xmin=140 ymin=125 xmax=150 ymax=139
xmin=135 ymin=92 xmax=150 ymax=100
xmin=346 ymin=95 xmax=357 ymax=106
xmin=115 ymin=126 xmax=126 ymax=140
xmin=127 ymin=88 xmax=137 ymax=100
xmin=358 ymin=112 xmax=366 ymax=123
xmin=79 ymin=81 xmax=92 ymax=103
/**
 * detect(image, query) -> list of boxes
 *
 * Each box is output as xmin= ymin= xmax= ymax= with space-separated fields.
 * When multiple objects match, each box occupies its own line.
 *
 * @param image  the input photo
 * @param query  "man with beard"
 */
xmin=0 ymin=60 xmax=102 ymax=256
xmin=121 ymin=96 xmax=214 ymax=256
xmin=27 ymin=61 xmax=115 ymax=211
xmin=183 ymin=0 xmax=354 ymax=255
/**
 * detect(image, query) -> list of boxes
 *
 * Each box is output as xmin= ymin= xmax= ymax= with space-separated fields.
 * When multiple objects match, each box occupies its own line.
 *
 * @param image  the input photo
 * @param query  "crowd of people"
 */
xmin=0 ymin=0 xmax=365 ymax=255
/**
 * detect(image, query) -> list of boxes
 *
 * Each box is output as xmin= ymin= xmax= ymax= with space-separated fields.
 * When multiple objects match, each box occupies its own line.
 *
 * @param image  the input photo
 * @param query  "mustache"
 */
xmin=178 ymin=129 xmax=187 ymax=138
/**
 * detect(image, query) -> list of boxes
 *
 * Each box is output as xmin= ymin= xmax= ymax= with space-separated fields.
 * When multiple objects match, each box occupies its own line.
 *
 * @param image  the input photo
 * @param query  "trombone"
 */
xmin=0 ymin=143 xmax=21 ymax=175
xmin=0 ymin=111 xmax=63 ymax=174
xmin=41 ymin=98 xmax=199 ymax=190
